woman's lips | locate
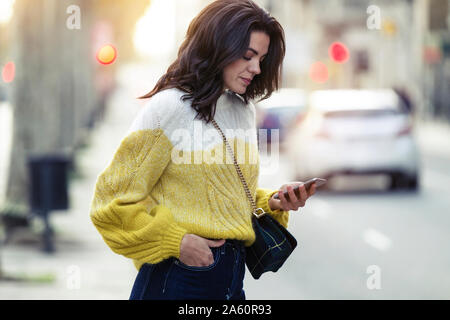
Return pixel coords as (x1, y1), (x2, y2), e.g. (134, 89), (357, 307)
(240, 77), (251, 85)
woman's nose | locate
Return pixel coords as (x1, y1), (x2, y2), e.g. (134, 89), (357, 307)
(248, 60), (261, 75)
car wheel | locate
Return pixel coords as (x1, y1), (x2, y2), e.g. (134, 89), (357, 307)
(390, 173), (419, 191)
(406, 174), (419, 191)
(388, 173), (399, 190)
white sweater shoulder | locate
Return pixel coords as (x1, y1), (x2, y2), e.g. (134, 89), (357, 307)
(126, 87), (188, 135)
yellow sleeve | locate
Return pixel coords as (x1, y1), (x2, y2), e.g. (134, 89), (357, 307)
(255, 188), (290, 228)
(89, 128), (187, 265)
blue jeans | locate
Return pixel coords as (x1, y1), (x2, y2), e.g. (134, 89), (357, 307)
(129, 239), (246, 300)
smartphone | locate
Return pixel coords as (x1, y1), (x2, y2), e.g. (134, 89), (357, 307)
(272, 178), (327, 201)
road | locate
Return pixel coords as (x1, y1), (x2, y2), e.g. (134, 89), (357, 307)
(245, 146), (450, 299)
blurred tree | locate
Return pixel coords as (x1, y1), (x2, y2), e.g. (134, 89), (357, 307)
(3, 0), (151, 210)
(5, 0), (96, 208)
(0, 0), (150, 278)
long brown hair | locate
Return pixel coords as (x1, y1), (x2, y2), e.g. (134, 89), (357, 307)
(138, 0), (286, 124)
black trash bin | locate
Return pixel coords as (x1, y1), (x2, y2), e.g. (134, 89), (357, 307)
(27, 154), (71, 252)
(28, 154), (70, 212)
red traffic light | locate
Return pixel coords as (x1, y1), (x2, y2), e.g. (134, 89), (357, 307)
(329, 42), (349, 63)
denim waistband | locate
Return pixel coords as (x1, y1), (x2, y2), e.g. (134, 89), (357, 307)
(206, 238), (244, 247)
(226, 239), (244, 246)
(225, 239), (246, 253)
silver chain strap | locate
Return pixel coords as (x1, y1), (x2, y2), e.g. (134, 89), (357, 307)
(210, 119), (266, 218)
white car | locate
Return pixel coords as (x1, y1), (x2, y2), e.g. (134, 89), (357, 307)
(286, 89), (420, 191)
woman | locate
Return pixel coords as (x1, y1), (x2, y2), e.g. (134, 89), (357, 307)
(90, 0), (316, 300)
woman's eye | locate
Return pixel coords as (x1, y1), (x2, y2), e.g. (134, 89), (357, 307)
(243, 56), (251, 61)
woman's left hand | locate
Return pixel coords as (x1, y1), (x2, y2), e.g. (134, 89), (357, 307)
(268, 182), (316, 212)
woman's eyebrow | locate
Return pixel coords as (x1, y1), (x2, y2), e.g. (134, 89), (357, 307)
(247, 47), (267, 57)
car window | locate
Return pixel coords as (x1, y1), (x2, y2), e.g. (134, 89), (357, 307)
(268, 106), (303, 115)
(323, 108), (403, 119)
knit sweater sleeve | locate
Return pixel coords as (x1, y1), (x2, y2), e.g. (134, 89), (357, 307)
(89, 94), (187, 265)
(255, 188), (290, 228)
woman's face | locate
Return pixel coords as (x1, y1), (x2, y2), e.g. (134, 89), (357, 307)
(223, 31), (270, 95)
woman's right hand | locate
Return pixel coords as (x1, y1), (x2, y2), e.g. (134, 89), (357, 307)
(179, 234), (225, 267)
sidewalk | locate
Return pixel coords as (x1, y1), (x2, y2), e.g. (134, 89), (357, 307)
(0, 73), (145, 299)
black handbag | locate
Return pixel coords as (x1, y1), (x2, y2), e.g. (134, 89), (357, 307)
(211, 119), (298, 280)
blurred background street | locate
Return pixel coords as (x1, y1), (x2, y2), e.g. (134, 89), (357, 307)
(1, 0), (450, 299)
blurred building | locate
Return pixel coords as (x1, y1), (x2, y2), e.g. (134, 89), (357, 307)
(421, 0), (450, 123)
(254, 0), (450, 125)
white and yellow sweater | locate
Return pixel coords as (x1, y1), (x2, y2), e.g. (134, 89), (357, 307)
(89, 87), (289, 271)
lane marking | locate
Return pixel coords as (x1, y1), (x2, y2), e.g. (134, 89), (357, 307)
(363, 228), (392, 251)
